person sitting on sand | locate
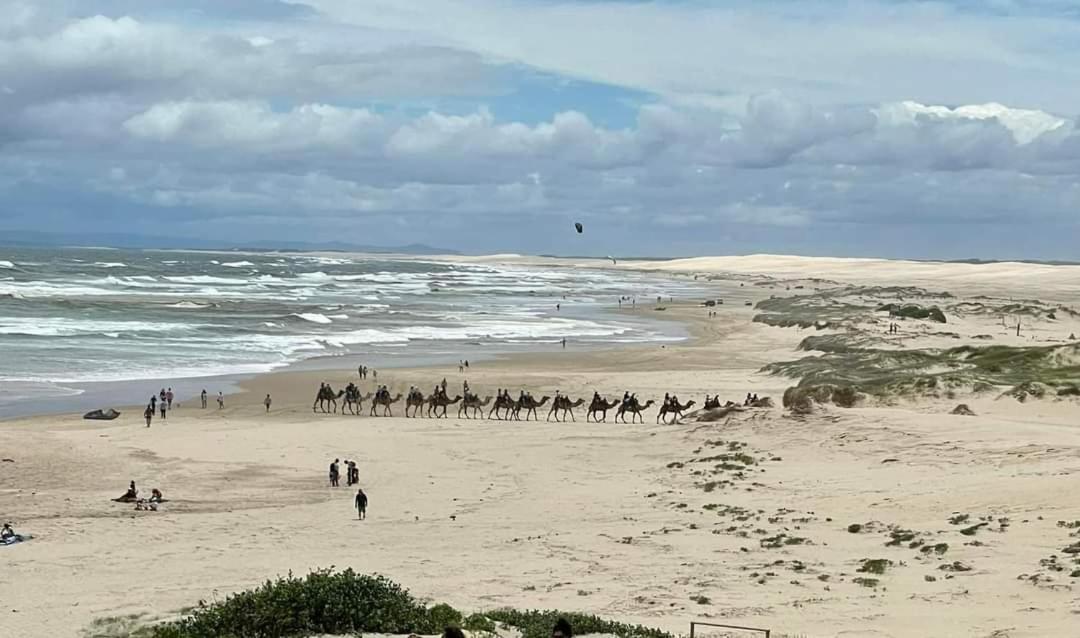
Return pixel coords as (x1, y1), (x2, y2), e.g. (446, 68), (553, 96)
(149, 488), (163, 503)
(113, 481), (138, 502)
(1, 523), (17, 541)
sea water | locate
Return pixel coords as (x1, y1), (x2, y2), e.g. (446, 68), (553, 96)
(0, 247), (715, 417)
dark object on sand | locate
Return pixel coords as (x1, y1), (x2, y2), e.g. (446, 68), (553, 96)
(951, 404), (976, 416)
(574, 222), (583, 234)
(84, 408), (121, 421)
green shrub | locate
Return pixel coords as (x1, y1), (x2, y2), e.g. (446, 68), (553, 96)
(144, 570), (673, 638)
(484, 610), (672, 638)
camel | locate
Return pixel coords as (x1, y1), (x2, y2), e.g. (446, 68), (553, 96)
(587, 396), (620, 422)
(341, 386), (371, 415)
(657, 398), (696, 424)
(458, 394), (493, 419)
(547, 396), (585, 422)
(427, 393), (462, 419)
(615, 397), (655, 423)
(405, 390), (427, 418)
(369, 392), (403, 417)
(312, 385), (346, 413)
(513, 395), (550, 421)
(488, 394), (516, 420)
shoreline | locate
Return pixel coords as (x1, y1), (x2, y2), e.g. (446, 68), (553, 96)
(0, 302), (702, 422)
(4, 255), (1080, 637)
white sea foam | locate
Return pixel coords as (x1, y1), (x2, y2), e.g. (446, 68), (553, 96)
(291, 312), (333, 324)
(0, 260), (15, 269)
(169, 301), (213, 309)
(163, 275), (248, 285)
(0, 317), (198, 337)
(222, 260), (254, 268)
(92, 262), (128, 268)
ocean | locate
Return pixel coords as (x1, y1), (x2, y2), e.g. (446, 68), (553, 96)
(0, 247), (714, 417)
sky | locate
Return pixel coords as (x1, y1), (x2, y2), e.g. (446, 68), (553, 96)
(2, 1), (1080, 258)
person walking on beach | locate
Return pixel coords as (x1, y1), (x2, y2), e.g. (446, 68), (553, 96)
(158, 388), (166, 409)
(159, 396), (167, 420)
(264, 394), (272, 413)
(561, 338), (567, 349)
(464, 360), (469, 369)
(144, 404), (153, 428)
(355, 488), (368, 520)
(200, 389), (207, 409)
(217, 391), (224, 409)
(166, 388), (174, 410)
(150, 393), (157, 413)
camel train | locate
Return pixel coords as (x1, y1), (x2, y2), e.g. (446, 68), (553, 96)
(312, 382), (769, 423)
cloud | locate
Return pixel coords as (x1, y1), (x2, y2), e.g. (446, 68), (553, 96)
(3, 1), (1080, 258)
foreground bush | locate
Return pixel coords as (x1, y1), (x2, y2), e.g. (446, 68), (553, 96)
(146, 569), (672, 638)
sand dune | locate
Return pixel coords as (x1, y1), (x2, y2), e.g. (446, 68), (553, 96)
(2, 256), (1080, 637)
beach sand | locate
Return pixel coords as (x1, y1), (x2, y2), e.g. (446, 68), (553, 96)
(2, 255), (1080, 637)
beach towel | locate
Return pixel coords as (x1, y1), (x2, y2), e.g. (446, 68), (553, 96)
(1, 534), (32, 546)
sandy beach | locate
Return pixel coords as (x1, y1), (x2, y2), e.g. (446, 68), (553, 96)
(3, 255), (1080, 637)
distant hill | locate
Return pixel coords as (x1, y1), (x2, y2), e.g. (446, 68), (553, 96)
(0, 230), (459, 255)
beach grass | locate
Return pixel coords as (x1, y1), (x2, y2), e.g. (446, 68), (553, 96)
(767, 339), (1080, 404)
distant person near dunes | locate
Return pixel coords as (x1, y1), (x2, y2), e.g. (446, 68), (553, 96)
(200, 389), (207, 409)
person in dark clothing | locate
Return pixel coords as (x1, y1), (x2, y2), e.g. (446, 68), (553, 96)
(552, 618), (573, 638)
(144, 404), (153, 427)
(355, 488), (368, 520)
(329, 459), (340, 487)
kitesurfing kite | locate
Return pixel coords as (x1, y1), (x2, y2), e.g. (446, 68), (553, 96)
(574, 222), (583, 234)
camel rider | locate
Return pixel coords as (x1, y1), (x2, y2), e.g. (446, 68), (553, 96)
(664, 392), (671, 408)
(622, 391), (630, 407)
(441, 378), (447, 392)
(519, 390), (526, 405)
(463, 379), (470, 396)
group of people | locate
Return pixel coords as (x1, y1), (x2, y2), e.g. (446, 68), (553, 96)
(457, 360), (470, 373)
(328, 459), (369, 520)
(357, 365), (376, 381)
(886, 322), (901, 334)
(114, 481), (165, 510)
(328, 458), (360, 488)
(144, 388), (227, 426)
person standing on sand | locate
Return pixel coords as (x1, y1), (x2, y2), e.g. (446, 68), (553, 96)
(144, 404), (153, 427)
(200, 389), (207, 409)
(264, 394), (272, 412)
(160, 396), (167, 420)
(150, 394), (157, 413)
(217, 392), (224, 409)
(329, 459), (340, 487)
(355, 488), (368, 520)
(561, 338), (566, 349)
(166, 388), (174, 410)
